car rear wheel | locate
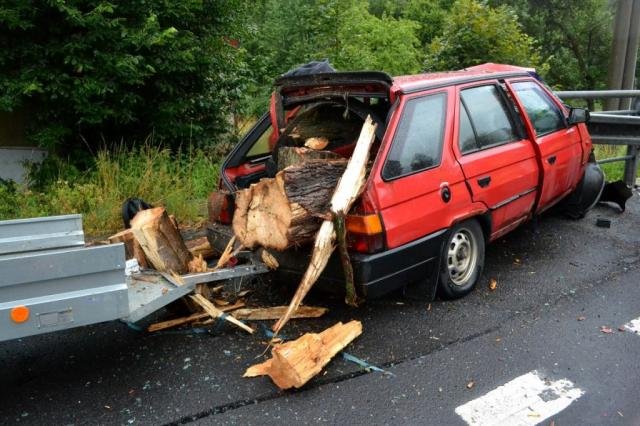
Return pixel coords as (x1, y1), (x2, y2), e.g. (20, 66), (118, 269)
(439, 219), (485, 299)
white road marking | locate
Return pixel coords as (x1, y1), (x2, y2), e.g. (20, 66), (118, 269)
(455, 370), (584, 426)
(623, 317), (640, 334)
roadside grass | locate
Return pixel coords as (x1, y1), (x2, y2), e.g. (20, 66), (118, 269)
(0, 145), (223, 238)
(594, 144), (634, 182)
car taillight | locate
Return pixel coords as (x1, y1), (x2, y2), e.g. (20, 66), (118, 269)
(345, 213), (385, 254)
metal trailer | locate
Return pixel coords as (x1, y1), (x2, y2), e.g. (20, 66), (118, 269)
(0, 214), (267, 342)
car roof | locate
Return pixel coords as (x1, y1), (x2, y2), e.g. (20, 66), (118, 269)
(392, 63), (535, 94)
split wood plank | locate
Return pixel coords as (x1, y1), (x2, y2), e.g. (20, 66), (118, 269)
(147, 300), (245, 332)
(190, 293), (254, 334)
(231, 306), (327, 321)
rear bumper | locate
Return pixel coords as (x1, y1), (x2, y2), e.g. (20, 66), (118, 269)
(206, 223), (446, 298)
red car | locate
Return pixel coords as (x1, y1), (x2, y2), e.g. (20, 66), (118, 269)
(208, 63), (604, 300)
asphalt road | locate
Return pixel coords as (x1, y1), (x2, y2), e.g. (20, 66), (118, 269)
(2, 194), (639, 426)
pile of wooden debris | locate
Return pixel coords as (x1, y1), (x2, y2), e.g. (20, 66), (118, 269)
(108, 116), (377, 390)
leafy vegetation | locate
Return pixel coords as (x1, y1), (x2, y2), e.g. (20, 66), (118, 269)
(0, 0), (626, 231)
(424, 0), (544, 71)
(1, 146), (220, 236)
(0, 0), (247, 151)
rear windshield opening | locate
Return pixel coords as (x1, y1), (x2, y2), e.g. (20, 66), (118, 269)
(271, 98), (389, 170)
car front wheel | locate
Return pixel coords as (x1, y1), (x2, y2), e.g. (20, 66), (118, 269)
(438, 219), (485, 299)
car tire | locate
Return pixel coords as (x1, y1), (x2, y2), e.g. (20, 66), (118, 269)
(438, 219), (485, 299)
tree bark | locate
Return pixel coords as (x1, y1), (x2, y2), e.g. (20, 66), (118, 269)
(233, 159), (348, 250)
(130, 207), (193, 274)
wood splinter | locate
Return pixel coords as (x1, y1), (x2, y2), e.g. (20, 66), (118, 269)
(244, 320), (362, 389)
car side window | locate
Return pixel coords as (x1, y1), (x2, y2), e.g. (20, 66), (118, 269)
(246, 124), (274, 157)
(458, 102), (478, 154)
(460, 85), (518, 150)
(512, 81), (565, 136)
(382, 93), (446, 180)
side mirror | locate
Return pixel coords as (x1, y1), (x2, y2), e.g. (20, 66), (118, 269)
(568, 107), (590, 125)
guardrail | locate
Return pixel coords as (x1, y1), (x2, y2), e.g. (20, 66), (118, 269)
(556, 90), (640, 187)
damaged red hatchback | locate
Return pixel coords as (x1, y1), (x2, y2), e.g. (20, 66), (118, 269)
(208, 63), (604, 300)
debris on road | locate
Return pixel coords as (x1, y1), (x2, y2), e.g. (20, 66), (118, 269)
(147, 301), (246, 332)
(189, 293), (254, 334)
(577, 316), (586, 321)
(596, 218), (612, 228)
(599, 180), (633, 212)
(489, 278), (497, 291)
(244, 320), (362, 389)
(600, 326), (614, 334)
(466, 380), (475, 389)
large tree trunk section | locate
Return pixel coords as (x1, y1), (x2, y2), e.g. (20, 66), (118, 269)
(244, 320), (362, 390)
(273, 116), (377, 334)
(233, 159), (348, 250)
(108, 228), (149, 268)
(130, 207), (193, 274)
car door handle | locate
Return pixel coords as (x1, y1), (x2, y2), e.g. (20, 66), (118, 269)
(477, 176), (491, 188)
(548, 155), (557, 165)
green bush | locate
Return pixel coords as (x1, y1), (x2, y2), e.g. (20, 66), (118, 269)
(0, 1), (247, 151)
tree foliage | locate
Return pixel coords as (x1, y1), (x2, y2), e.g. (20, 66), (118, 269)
(0, 1), (247, 151)
(333, 2), (422, 75)
(0, 0), (618, 156)
(242, 0), (423, 115)
(489, 0), (613, 91)
(424, 0), (544, 72)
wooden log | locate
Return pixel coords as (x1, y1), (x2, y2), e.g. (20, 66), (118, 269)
(244, 320), (362, 389)
(231, 306), (327, 321)
(130, 207), (193, 274)
(304, 137), (329, 150)
(233, 159), (348, 250)
(185, 236), (216, 259)
(277, 146), (341, 171)
(273, 116), (377, 334)
(108, 228), (149, 268)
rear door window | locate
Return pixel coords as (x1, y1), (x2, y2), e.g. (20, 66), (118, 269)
(382, 93), (447, 180)
(459, 85), (518, 151)
(511, 81), (566, 136)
